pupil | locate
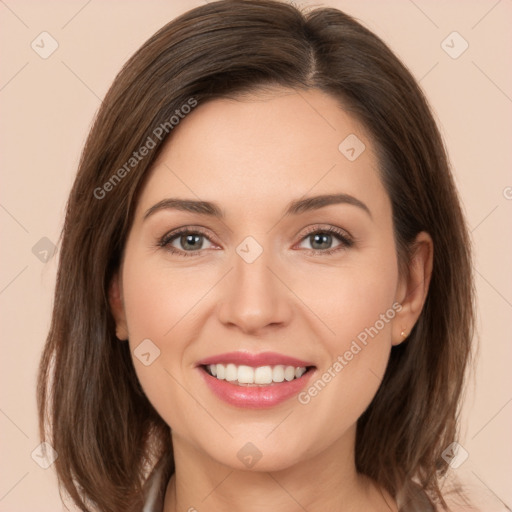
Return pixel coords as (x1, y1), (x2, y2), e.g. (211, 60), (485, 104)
(182, 234), (202, 250)
(312, 233), (331, 250)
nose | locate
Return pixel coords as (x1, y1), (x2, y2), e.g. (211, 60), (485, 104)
(216, 245), (293, 335)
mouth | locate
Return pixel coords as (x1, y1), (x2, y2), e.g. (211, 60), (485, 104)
(196, 351), (317, 408)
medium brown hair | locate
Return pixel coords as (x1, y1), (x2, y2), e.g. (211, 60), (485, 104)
(37, 1), (475, 510)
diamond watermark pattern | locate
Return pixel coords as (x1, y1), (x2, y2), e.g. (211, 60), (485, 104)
(338, 134), (366, 161)
(237, 442), (263, 468)
(31, 237), (56, 263)
(441, 442), (469, 469)
(441, 31), (468, 59)
(236, 236), (263, 264)
(31, 31), (59, 59)
(133, 338), (161, 366)
(31, 442), (58, 469)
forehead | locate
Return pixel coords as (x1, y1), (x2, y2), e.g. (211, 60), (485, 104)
(135, 88), (390, 221)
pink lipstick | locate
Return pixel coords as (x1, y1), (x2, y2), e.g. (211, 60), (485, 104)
(196, 351), (316, 409)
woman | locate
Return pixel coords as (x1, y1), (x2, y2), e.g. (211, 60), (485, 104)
(37, 1), (476, 510)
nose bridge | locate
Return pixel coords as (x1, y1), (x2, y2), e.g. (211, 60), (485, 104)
(216, 235), (291, 332)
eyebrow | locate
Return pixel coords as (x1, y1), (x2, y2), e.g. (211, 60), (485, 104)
(143, 193), (372, 221)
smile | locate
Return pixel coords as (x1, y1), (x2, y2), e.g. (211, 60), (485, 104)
(204, 363), (309, 385)
(196, 351), (316, 408)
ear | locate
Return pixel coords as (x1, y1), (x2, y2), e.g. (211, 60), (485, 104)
(392, 231), (433, 346)
(109, 272), (129, 341)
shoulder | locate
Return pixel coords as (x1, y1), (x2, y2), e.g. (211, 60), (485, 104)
(440, 467), (509, 512)
(396, 482), (435, 512)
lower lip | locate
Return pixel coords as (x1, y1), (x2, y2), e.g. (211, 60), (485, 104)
(198, 366), (315, 409)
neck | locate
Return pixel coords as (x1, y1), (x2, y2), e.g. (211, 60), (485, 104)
(163, 426), (397, 512)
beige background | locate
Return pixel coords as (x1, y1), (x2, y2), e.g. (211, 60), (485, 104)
(1, 1), (511, 510)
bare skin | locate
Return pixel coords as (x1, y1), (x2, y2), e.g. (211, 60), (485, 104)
(110, 88), (433, 511)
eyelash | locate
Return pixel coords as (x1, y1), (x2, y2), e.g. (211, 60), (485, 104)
(157, 225), (354, 258)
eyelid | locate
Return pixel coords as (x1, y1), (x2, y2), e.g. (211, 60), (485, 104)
(298, 224), (352, 241)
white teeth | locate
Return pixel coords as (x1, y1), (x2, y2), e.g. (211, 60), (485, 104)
(205, 363), (309, 385)
(237, 365), (254, 384)
(284, 366), (295, 381)
(215, 364), (225, 379)
(254, 366), (273, 384)
(272, 365), (285, 383)
(225, 363), (237, 381)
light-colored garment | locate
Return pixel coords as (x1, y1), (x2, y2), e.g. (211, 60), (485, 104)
(142, 460), (165, 512)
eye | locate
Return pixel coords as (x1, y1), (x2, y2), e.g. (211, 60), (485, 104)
(158, 225), (354, 258)
(158, 228), (216, 257)
(296, 226), (354, 255)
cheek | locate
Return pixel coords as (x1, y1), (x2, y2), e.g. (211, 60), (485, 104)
(120, 253), (207, 424)
(293, 246), (399, 426)
(302, 244), (399, 351)
(122, 250), (213, 344)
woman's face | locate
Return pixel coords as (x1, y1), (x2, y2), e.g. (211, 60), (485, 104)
(112, 88), (414, 471)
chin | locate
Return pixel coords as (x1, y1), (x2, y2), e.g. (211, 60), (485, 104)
(204, 438), (311, 473)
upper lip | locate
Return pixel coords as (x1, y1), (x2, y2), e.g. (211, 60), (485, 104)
(196, 351), (315, 368)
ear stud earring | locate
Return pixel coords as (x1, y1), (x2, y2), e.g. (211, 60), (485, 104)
(400, 329), (407, 338)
